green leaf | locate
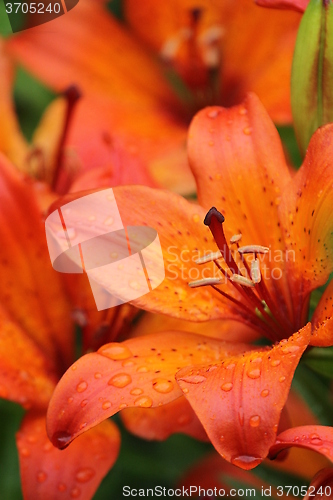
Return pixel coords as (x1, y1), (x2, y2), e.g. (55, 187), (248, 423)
(303, 346), (333, 379)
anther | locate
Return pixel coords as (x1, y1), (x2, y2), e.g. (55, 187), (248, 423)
(250, 259), (261, 284)
(230, 234), (242, 244)
(229, 275), (255, 287)
(238, 245), (269, 255)
(195, 251), (222, 264)
(204, 207), (225, 226)
(188, 277), (225, 288)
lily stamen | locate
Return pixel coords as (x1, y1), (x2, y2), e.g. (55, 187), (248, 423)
(229, 274), (255, 287)
(188, 277), (225, 288)
(194, 251), (222, 264)
(250, 259), (261, 284)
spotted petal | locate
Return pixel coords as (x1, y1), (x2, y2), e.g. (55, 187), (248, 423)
(46, 332), (252, 448)
(176, 324), (311, 470)
(269, 425), (333, 463)
(311, 279), (333, 347)
(17, 412), (120, 500)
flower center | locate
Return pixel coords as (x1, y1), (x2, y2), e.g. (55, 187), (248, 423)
(188, 207), (293, 342)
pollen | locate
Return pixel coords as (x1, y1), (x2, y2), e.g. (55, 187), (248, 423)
(238, 245), (269, 255)
(188, 277), (225, 288)
(229, 274), (255, 287)
(230, 233), (242, 244)
(195, 251), (222, 264)
(250, 259), (261, 284)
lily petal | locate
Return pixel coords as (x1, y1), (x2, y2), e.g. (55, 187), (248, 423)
(269, 425), (333, 463)
(0, 305), (57, 409)
(46, 332), (252, 448)
(176, 324), (311, 470)
(0, 154), (73, 370)
(255, 0), (308, 12)
(304, 468), (333, 500)
(311, 279), (333, 347)
(188, 94), (293, 320)
(121, 396), (208, 442)
(17, 411), (120, 500)
(279, 124), (333, 314)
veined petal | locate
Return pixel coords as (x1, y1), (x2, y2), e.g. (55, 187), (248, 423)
(269, 425), (333, 463)
(311, 279), (333, 347)
(17, 412), (120, 500)
(255, 0), (308, 12)
(176, 324), (311, 470)
(121, 396), (208, 442)
(279, 124), (333, 313)
(188, 94), (294, 321)
(0, 154), (74, 369)
(46, 332), (252, 448)
(0, 305), (57, 409)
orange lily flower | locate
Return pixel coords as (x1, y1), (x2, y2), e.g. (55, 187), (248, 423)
(0, 154), (121, 498)
(6, 0), (300, 194)
(45, 93), (333, 470)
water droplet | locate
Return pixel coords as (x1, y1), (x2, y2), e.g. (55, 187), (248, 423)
(137, 366), (148, 373)
(75, 467), (95, 483)
(76, 381), (88, 393)
(134, 396), (153, 408)
(182, 387), (189, 394)
(261, 389), (269, 398)
(70, 487), (81, 498)
(192, 214), (200, 223)
(179, 374), (206, 384)
(122, 360), (135, 367)
(102, 401), (111, 410)
(67, 228), (76, 240)
(243, 127), (252, 136)
(43, 441), (52, 452)
(252, 357), (262, 364)
(130, 388), (143, 396)
(239, 107), (247, 115)
(281, 345), (300, 354)
(238, 407), (244, 426)
(68, 397), (74, 404)
(111, 252), (118, 259)
(94, 372), (102, 379)
(119, 403), (127, 410)
(231, 456), (262, 469)
(221, 382), (233, 392)
(152, 378), (174, 393)
(108, 373), (132, 388)
(79, 422), (87, 430)
(270, 359), (281, 367)
(226, 363), (235, 370)
(129, 280), (141, 291)
(310, 434), (323, 446)
(36, 471), (47, 483)
(279, 376), (286, 383)
(104, 217), (114, 226)
(80, 399), (88, 408)
(177, 414), (191, 426)
(57, 483), (67, 492)
(21, 447), (30, 458)
(247, 368), (261, 379)
(249, 415), (261, 427)
(27, 435), (37, 444)
(51, 431), (72, 449)
(207, 109), (219, 118)
(99, 344), (132, 360)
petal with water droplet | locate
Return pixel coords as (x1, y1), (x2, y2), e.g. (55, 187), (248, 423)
(176, 324), (311, 470)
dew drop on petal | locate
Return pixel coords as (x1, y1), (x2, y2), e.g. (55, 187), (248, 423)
(70, 487), (81, 498)
(207, 109), (219, 118)
(137, 366), (148, 373)
(192, 214), (200, 223)
(249, 415), (261, 427)
(261, 389), (269, 398)
(130, 388), (143, 396)
(108, 373), (132, 388)
(102, 401), (111, 410)
(231, 456), (262, 469)
(221, 382), (233, 392)
(21, 447), (30, 458)
(80, 399), (88, 408)
(36, 471), (47, 483)
(279, 376), (286, 383)
(310, 434), (323, 446)
(79, 422), (87, 430)
(179, 374), (206, 384)
(51, 431), (72, 449)
(94, 373), (102, 379)
(43, 441), (52, 452)
(76, 381), (88, 393)
(238, 407), (244, 427)
(57, 483), (67, 492)
(104, 217), (114, 226)
(134, 396), (153, 408)
(75, 467), (96, 483)
(247, 368), (261, 379)
(152, 378), (174, 393)
(270, 359), (281, 367)
(281, 345), (300, 354)
(243, 127), (252, 136)
(177, 414), (191, 426)
(129, 280), (141, 291)
(226, 363), (235, 370)
(68, 397), (74, 404)
(99, 344), (132, 360)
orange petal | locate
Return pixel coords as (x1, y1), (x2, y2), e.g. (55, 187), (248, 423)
(46, 332), (252, 448)
(269, 425), (333, 463)
(176, 324), (312, 470)
(17, 411), (120, 500)
(311, 279), (333, 347)
(0, 154), (73, 369)
(304, 468), (333, 500)
(255, 0), (308, 12)
(188, 94), (294, 322)
(121, 396), (208, 442)
(0, 305), (57, 409)
(279, 124), (333, 310)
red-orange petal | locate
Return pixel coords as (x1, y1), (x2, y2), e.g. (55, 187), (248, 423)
(311, 279), (333, 347)
(176, 324), (312, 470)
(304, 468), (333, 500)
(279, 124), (333, 312)
(188, 94), (294, 323)
(0, 154), (74, 369)
(17, 411), (120, 500)
(255, 0), (308, 12)
(269, 425), (333, 463)
(46, 332), (252, 448)
(121, 396), (208, 442)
